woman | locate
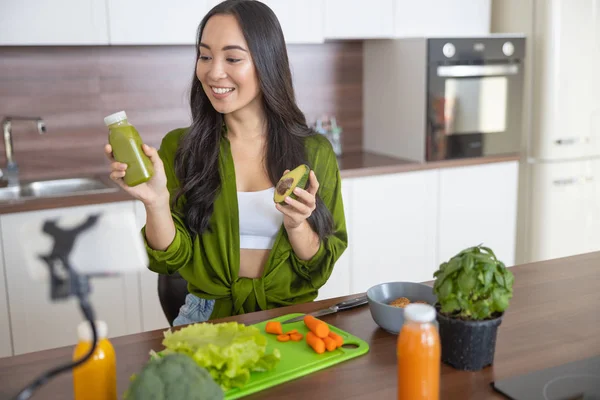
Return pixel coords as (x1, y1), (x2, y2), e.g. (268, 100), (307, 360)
(105, 0), (347, 325)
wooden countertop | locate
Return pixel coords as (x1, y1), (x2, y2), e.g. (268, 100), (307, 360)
(0, 151), (520, 215)
(338, 151), (520, 178)
(1, 251), (598, 400)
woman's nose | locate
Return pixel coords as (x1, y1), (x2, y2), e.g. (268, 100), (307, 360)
(207, 60), (227, 81)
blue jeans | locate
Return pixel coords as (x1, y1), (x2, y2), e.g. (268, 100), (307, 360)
(173, 294), (215, 326)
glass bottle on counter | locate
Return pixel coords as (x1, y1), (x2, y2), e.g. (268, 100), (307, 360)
(72, 320), (117, 400)
(397, 303), (441, 400)
(104, 111), (154, 186)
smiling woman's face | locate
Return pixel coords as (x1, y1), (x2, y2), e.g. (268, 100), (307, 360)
(196, 14), (261, 115)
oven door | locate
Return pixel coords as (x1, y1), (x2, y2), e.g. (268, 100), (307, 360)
(427, 63), (524, 161)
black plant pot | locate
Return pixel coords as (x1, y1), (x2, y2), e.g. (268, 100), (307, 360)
(436, 307), (503, 371)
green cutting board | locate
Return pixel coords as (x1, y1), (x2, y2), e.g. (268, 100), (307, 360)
(224, 313), (370, 399)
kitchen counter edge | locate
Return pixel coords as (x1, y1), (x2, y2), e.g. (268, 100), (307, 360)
(0, 152), (521, 215)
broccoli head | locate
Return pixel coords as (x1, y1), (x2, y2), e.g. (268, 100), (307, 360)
(124, 353), (224, 400)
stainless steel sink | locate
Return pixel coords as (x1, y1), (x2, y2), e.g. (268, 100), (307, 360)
(0, 177), (119, 203)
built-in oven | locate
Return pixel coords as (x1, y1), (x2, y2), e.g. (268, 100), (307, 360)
(426, 37), (526, 161)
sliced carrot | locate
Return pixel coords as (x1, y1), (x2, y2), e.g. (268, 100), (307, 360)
(284, 329), (298, 335)
(306, 331), (326, 354)
(289, 332), (304, 341)
(304, 315), (329, 338)
(265, 321), (283, 335)
(328, 331), (344, 348)
(277, 334), (290, 342)
(322, 336), (337, 352)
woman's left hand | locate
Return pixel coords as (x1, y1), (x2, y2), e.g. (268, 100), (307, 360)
(276, 170), (319, 230)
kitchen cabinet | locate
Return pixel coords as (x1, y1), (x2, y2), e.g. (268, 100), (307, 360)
(0, 0), (109, 45)
(0, 239), (12, 358)
(394, 0), (491, 38)
(1, 0), (493, 46)
(1, 202), (142, 355)
(529, 159), (600, 262)
(134, 201), (170, 332)
(261, 0), (324, 44)
(437, 161), (518, 268)
(324, 0), (394, 39)
(109, 0), (323, 45)
(316, 178), (353, 300)
(350, 170), (439, 294)
(107, 0), (208, 45)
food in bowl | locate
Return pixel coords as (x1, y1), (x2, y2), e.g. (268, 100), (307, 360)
(389, 297), (429, 308)
(367, 281), (438, 334)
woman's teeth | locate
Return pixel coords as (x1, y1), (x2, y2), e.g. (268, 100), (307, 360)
(212, 87), (234, 94)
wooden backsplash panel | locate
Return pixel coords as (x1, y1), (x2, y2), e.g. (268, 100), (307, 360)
(0, 42), (362, 180)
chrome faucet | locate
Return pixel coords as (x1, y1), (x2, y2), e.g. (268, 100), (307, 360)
(1, 116), (46, 186)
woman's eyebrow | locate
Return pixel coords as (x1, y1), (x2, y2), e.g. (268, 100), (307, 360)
(199, 43), (248, 52)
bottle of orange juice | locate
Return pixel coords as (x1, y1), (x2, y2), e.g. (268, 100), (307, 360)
(397, 303), (441, 400)
(72, 320), (117, 400)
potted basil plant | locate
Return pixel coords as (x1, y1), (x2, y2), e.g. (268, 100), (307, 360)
(433, 244), (514, 371)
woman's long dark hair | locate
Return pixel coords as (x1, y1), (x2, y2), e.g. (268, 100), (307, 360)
(174, 0), (334, 242)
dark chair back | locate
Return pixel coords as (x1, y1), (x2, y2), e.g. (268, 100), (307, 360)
(158, 272), (189, 326)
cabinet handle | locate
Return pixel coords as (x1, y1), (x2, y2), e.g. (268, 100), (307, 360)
(554, 138), (579, 146)
(553, 178), (576, 186)
(554, 137), (591, 145)
(552, 176), (594, 186)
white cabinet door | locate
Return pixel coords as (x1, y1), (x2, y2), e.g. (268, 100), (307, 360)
(316, 178), (352, 300)
(108, 0), (208, 45)
(394, 0), (491, 37)
(2, 202), (142, 355)
(351, 170), (439, 293)
(324, 0), (394, 39)
(0, 0), (109, 45)
(530, 0), (600, 160)
(134, 201), (170, 331)
(0, 239), (12, 358)
(261, 0), (324, 44)
(437, 161), (518, 268)
(529, 160), (600, 262)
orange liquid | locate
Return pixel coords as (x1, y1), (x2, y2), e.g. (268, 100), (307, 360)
(73, 338), (117, 400)
(397, 321), (441, 400)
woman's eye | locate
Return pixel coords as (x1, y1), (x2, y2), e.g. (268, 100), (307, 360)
(199, 55), (211, 61)
(227, 58), (242, 63)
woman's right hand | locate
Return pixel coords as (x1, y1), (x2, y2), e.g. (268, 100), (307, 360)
(104, 143), (170, 208)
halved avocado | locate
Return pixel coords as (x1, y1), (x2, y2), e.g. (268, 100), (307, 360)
(273, 164), (310, 204)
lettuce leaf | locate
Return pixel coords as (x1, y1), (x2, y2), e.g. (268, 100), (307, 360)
(156, 322), (280, 391)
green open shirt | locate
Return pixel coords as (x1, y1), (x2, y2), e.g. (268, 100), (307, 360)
(142, 128), (348, 319)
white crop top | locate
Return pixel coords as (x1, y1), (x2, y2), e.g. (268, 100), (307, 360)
(237, 187), (284, 249)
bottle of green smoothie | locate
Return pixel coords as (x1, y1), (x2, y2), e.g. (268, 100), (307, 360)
(104, 111), (154, 186)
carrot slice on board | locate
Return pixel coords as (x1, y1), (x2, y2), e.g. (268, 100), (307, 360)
(277, 334), (290, 342)
(290, 332), (304, 341)
(265, 321), (283, 335)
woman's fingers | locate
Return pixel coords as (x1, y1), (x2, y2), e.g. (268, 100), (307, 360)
(142, 144), (163, 169)
(104, 144), (115, 162)
(283, 195), (312, 215)
(291, 187), (316, 209)
(306, 170), (319, 196)
(111, 161), (127, 171)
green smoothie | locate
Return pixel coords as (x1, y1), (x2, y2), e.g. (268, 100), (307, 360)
(104, 111), (154, 186)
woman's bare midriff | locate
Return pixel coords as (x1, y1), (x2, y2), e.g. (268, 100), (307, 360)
(239, 248), (271, 278)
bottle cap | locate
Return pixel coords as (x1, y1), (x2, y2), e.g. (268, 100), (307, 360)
(404, 303), (436, 323)
(77, 320), (108, 342)
(103, 111), (127, 126)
